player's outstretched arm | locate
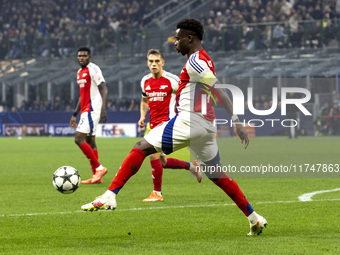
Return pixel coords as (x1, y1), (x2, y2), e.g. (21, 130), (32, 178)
(215, 87), (249, 149)
(99, 82), (108, 123)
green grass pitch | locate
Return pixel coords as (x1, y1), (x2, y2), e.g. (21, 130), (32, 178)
(1, 136), (340, 254)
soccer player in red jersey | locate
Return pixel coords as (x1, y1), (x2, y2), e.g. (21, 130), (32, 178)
(81, 19), (267, 235)
(70, 47), (108, 184)
(139, 49), (202, 202)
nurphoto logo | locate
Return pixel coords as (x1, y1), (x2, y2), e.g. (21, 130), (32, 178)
(200, 84), (311, 128)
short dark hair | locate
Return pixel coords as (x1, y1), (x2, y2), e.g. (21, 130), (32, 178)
(176, 18), (204, 40)
(77, 47), (91, 55)
(147, 49), (165, 60)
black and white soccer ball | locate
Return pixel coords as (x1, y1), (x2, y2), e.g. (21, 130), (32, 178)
(52, 166), (81, 194)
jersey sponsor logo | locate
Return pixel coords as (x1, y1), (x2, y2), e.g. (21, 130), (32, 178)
(77, 79), (87, 87)
(145, 85), (151, 90)
(146, 91), (167, 102)
(160, 85), (168, 89)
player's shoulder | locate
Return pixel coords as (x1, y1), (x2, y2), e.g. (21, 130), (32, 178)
(87, 62), (102, 73)
(141, 73), (153, 83)
(163, 71), (179, 82)
(187, 51), (205, 74)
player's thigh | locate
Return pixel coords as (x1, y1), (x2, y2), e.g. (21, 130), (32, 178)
(77, 112), (100, 135)
(189, 127), (218, 163)
(144, 115), (190, 155)
(191, 114), (219, 162)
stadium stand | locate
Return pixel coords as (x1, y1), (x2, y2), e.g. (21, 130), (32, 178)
(0, 0), (340, 136)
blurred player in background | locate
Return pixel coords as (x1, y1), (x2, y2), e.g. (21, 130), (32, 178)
(139, 49), (202, 202)
(81, 19), (267, 236)
(70, 47), (108, 184)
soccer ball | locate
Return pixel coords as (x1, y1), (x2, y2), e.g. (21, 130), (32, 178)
(52, 166), (81, 194)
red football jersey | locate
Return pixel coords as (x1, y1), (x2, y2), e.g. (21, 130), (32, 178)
(77, 62), (105, 114)
(141, 71), (179, 129)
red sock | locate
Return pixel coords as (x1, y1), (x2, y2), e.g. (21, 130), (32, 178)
(151, 159), (163, 192)
(93, 149), (98, 160)
(214, 173), (254, 216)
(79, 143), (100, 174)
(164, 158), (190, 170)
(108, 148), (146, 194)
(91, 149), (99, 174)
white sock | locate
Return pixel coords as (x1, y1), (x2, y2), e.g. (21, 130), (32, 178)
(153, 190), (162, 196)
(96, 165), (104, 171)
(103, 190), (116, 200)
(247, 211), (259, 224)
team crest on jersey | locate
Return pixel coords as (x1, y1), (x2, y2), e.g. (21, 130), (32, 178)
(82, 73), (87, 77)
(160, 85), (168, 89)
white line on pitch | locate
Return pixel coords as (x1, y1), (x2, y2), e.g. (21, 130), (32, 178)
(298, 188), (340, 201)
(1, 198), (340, 218)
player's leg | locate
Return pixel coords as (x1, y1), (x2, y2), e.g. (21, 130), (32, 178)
(190, 132), (267, 235)
(85, 135), (98, 174)
(74, 131), (99, 182)
(85, 135), (107, 183)
(142, 152), (164, 202)
(81, 137), (156, 210)
(204, 156), (267, 235)
(76, 112), (106, 184)
(81, 116), (188, 211)
(161, 154), (202, 183)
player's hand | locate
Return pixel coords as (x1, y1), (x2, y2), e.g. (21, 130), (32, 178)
(70, 116), (77, 128)
(100, 110), (107, 123)
(235, 124), (249, 149)
(138, 117), (145, 128)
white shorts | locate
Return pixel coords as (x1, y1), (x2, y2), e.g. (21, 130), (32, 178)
(77, 112), (100, 136)
(144, 112), (219, 164)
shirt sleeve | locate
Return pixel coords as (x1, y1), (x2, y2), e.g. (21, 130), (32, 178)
(170, 74), (179, 93)
(91, 65), (105, 86)
(140, 77), (147, 98)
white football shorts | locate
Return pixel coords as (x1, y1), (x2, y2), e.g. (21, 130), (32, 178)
(77, 112), (100, 136)
(144, 112), (219, 163)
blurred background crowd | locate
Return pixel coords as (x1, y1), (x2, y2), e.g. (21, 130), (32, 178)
(0, 0), (340, 137)
(1, 0), (339, 60)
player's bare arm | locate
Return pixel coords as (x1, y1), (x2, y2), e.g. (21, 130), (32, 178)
(70, 98), (81, 128)
(138, 97), (149, 128)
(215, 87), (249, 149)
(98, 82), (108, 123)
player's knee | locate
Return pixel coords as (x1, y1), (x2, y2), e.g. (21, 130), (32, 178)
(160, 157), (167, 167)
(204, 167), (224, 182)
(134, 140), (143, 150)
(74, 137), (82, 146)
(134, 138), (157, 156)
(74, 135), (84, 146)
